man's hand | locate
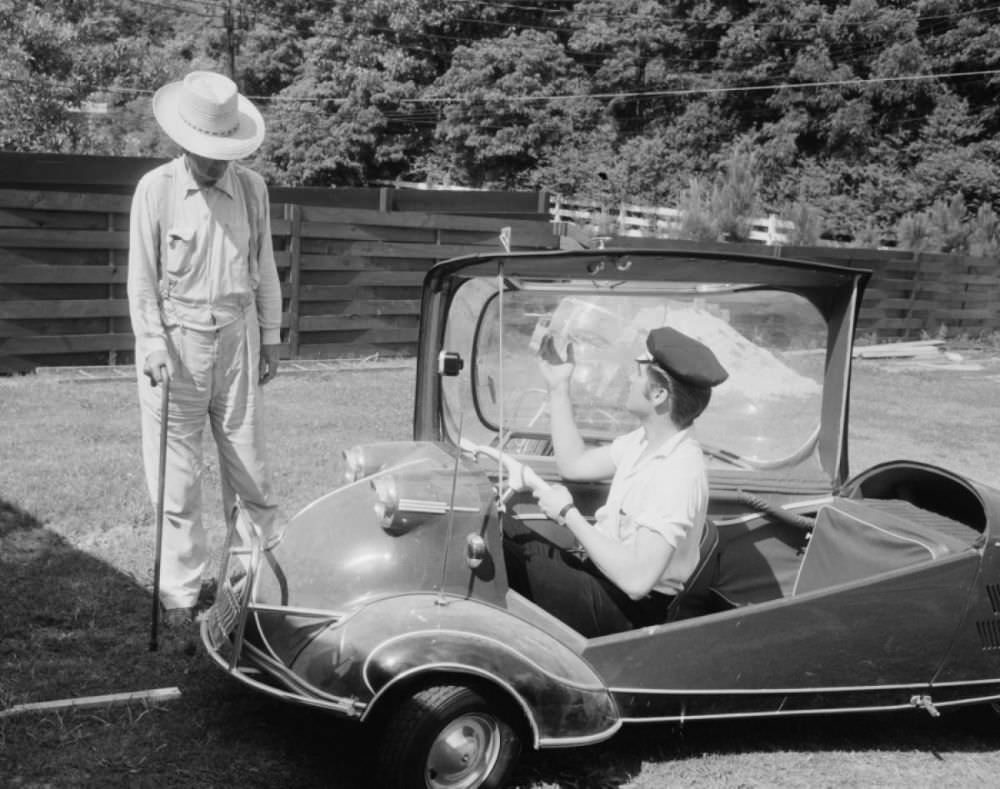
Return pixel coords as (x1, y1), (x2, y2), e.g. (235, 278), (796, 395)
(534, 484), (575, 525)
(259, 343), (280, 385)
(143, 350), (173, 387)
(538, 334), (574, 391)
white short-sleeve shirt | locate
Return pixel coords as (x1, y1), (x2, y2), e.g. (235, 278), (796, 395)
(593, 427), (708, 595)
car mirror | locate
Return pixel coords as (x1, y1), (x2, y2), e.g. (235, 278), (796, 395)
(438, 350), (464, 377)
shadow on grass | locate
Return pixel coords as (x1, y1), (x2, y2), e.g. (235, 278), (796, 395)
(0, 496), (373, 788)
(3, 494), (998, 788)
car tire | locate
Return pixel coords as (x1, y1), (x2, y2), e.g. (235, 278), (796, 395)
(375, 683), (523, 789)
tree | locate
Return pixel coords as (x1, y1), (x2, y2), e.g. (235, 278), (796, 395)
(420, 29), (599, 188)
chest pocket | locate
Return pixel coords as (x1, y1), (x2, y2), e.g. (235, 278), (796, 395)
(165, 226), (197, 277)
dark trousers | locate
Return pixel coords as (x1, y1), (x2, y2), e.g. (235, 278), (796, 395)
(502, 522), (673, 638)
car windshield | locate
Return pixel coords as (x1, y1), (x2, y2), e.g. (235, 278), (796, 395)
(442, 277), (828, 470)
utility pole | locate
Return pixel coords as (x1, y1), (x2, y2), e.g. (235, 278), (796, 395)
(223, 1), (237, 83)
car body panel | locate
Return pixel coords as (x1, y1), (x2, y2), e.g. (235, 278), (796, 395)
(201, 246), (1000, 754)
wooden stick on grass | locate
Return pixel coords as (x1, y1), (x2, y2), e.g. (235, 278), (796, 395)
(0, 687), (181, 718)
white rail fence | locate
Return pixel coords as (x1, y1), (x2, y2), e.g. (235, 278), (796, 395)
(550, 197), (795, 246)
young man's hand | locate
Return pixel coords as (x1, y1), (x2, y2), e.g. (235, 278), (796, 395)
(538, 334), (574, 391)
(535, 484), (575, 524)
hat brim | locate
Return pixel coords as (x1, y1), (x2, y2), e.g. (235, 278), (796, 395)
(152, 80), (265, 161)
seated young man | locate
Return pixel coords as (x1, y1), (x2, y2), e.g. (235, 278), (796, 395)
(503, 327), (728, 637)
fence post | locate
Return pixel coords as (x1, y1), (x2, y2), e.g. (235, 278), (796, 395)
(285, 203), (302, 359)
(106, 211), (117, 365)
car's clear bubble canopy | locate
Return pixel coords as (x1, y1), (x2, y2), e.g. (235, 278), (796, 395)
(435, 250), (862, 475)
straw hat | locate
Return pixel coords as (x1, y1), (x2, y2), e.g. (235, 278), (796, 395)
(152, 71), (265, 161)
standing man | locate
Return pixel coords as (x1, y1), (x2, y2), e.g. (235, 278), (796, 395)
(504, 328), (728, 637)
(127, 71), (282, 626)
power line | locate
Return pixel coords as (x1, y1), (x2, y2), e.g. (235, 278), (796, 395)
(401, 68), (1000, 104)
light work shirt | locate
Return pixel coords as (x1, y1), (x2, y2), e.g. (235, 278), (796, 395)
(594, 427), (708, 595)
(127, 156), (282, 363)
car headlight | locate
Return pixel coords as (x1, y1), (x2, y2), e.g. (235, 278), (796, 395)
(343, 446), (366, 484)
(372, 475), (399, 531)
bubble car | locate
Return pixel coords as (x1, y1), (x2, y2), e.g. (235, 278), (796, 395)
(202, 246), (999, 789)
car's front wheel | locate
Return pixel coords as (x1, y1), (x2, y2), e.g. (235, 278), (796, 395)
(375, 683), (523, 789)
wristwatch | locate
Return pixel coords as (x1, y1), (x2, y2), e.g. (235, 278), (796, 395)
(557, 502), (577, 525)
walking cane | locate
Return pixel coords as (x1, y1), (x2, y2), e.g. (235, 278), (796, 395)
(149, 372), (170, 652)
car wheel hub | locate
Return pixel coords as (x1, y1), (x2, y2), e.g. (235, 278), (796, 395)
(425, 713), (501, 789)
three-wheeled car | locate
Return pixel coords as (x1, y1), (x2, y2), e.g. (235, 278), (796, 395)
(201, 246), (1000, 789)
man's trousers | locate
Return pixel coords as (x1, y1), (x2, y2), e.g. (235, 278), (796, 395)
(137, 304), (278, 610)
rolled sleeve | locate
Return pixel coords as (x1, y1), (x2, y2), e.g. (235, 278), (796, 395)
(632, 465), (703, 548)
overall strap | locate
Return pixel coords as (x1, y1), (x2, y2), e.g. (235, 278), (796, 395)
(155, 163), (176, 301)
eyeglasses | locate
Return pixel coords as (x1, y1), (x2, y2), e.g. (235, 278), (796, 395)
(635, 358), (654, 376)
(635, 358), (672, 394)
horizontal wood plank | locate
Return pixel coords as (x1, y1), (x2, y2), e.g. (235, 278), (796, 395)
(0, 188), (132, 214)
(0, 333), (135, 354)
(300, 299), (421, 317)
(295, 342), (416, 359)
(299, 254), (433, 273)
(0, 265), (126, 284)
(0, 228), (128, 249)
(299, 285), (422, 301)
(0, 299), (131, 319)
(299, 314), (419, 331)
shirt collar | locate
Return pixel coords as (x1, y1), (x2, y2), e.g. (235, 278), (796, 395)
(643, 426), (692, 461)
(176, 156), (236, 199)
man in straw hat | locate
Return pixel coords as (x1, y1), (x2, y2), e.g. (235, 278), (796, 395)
(127, 71), (282, 628)
(503, 327), (728, 637)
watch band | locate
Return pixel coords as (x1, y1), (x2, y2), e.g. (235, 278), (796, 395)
(557, 502), (576, 523)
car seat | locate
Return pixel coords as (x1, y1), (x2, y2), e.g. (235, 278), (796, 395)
(665, 517), (722, 621)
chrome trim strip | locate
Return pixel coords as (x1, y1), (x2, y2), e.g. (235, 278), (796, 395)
(536, 721), (623, 748)
(609, 681), (930, 695)
(362, 626), (606, 696)
(619, 700), (921, 724)
(934, 693), (1000, 706)
(398, 498), (480, 514)
(932, 676), (1000, 688)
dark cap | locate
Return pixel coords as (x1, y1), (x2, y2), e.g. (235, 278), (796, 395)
(645, 327), (728, 388)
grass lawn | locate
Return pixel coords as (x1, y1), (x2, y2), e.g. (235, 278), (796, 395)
(2, 353), (999, 788)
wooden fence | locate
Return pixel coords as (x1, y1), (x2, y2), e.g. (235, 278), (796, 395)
(551, 196), (796, 245)
(0, 153), (557, 373)
(2, 153), (997, 373)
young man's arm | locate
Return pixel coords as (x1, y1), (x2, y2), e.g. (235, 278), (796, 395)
(539, 335), (615, 480)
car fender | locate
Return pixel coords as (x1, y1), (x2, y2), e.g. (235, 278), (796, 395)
(351, 595), (619, 746)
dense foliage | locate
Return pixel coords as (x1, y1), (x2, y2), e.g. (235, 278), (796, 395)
(4, 0), (1000, 247)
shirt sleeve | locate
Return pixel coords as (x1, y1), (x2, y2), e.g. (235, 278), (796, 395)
(609, 429), (640, 467)
(250, 172), (282, 346)
(631, 460), (704, 549)
(126, 171), (166, 363)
